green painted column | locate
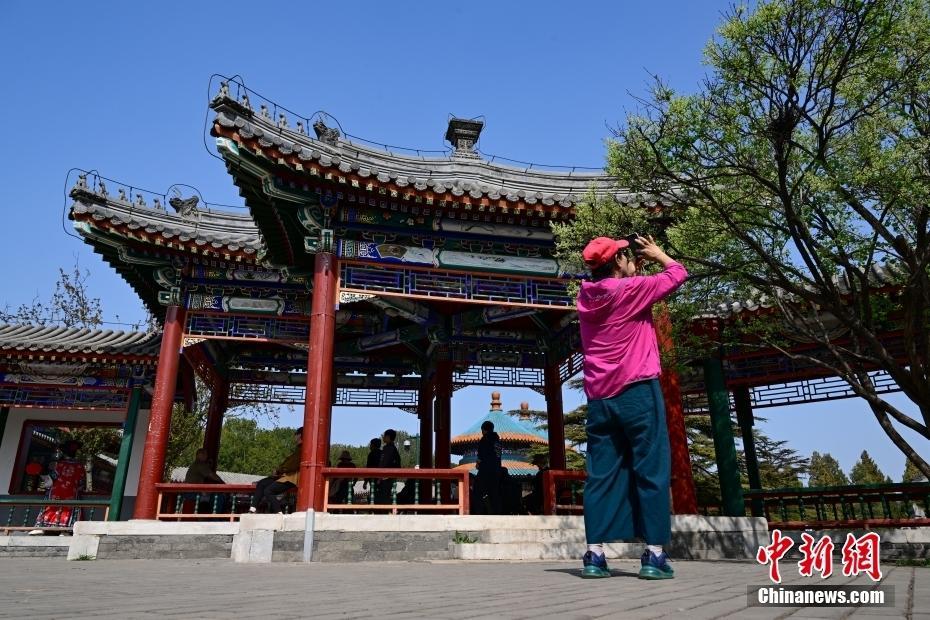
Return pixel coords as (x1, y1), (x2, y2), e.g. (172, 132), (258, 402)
(0, 407), (9, 452)
(702, 357), (745, 516)
(733, 386), (763, 517)
(108, 386), (143, 521)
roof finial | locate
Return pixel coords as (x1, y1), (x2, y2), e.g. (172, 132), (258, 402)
(445, 117), (484, 159)
(490, 391), (502, 411)
(519, 402), (531, 421)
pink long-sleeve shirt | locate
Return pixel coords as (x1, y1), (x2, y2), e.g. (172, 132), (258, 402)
(577, 261), (688, 401)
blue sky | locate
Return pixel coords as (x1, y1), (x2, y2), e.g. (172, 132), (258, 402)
(1, 0), (925, 481)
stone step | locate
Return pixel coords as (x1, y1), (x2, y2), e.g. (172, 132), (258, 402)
(453, 541), (644, 561)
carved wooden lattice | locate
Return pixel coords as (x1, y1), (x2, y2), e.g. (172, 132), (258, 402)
(682, 370), (900, 412)
(339, 263), (573, 308)
(559, 352), (583, 383)
(185, 312), (310, 343)
(0, 385), (130, 411)
(452, 366), (545, 388)
(227, 383), (419, 408)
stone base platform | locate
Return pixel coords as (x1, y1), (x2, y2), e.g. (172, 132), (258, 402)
(57, 514), (768, 563)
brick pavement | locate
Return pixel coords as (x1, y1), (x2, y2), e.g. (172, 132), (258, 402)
(0, 558), (925, 619)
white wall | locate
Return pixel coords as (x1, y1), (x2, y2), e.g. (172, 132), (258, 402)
(0, 407), (151, 498)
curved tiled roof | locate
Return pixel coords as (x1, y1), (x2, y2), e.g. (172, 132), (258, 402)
(70, 180), (263, 259)
(0, 323), (161, 359)
(210, 88), (660, 213)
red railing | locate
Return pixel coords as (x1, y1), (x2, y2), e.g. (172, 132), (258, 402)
(542, 469), (586, 515)
(323, 468), (470, 515)
(0, 497), (111, 533)
(155, 483), (258, 521)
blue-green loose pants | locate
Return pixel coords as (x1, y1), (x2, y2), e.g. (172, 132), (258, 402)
(583, 378), (671, 545)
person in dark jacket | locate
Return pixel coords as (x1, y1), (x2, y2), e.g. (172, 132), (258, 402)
(363, 437), (382, 501)
(365, 438), (382, 468)
(375, 429), (401, 505)
(476, 421), (503, 514)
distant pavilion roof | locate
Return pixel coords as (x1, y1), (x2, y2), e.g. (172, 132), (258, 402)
(451, 393), (548, 453)
(451, 410), (549, 449)
(0, 323), (161, 362)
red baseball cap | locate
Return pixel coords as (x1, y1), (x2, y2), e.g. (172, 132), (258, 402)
(582, 237), (630, 269)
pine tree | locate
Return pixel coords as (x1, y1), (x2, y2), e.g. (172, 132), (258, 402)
(903, 459), (928, 483)
(850, 451), (891, 485)
(808, 451), (849, 488)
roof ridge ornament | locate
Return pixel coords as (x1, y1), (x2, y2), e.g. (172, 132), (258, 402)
(168, 189), (199, 218)
(445, 117), (484, 160)
(313, 119), (341, 145)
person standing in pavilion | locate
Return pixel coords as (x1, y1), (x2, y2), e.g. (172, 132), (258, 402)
(29, 440), (85, 535)
(362, 437), (382, 502)
(375, 429), (401, 505)
(577, 235), (687, 580)
(476, 420), (503, 514)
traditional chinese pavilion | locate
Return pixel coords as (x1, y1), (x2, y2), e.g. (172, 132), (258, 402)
(452, 393), (549, 478)
(61, 77), (666, 520)
(2, 75), (922, 527)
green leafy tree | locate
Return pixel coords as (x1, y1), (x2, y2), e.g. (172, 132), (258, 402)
(164, 402), (207, 478)
(554, 0), (930, 478)
(216, 418), (299, 476)
(903, 458), (928, 482)
(808, 451), (850, 487)
(850, 450), (892, 485)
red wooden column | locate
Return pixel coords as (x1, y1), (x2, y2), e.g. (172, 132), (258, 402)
(544, 364), (567, 470)
(203, 376), (228, 466)
(655, 305), (698, 514)
(417, 373), (434, 501)
(417, 374), (434, 469)
(433, 359), (453, 502)
(297, 252), (338, 512)
(133, 304), (186, 519)
(433, 360), (452, 470)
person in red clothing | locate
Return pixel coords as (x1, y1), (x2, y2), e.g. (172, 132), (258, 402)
(30, 440), (85, 534)
(577, 235), (687, 580)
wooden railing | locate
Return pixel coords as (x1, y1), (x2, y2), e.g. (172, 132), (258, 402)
(0, 497), (110, 533)
(323, 468), (470, 515)
(541, 469), (586, 515)
(155, 483), (259, 521)
(743, 482), (930, 530)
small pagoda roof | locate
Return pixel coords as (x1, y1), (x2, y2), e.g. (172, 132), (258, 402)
(451, 394), (548, 451)
(0, 323), (161, 361)
(453, 459), (539, 477)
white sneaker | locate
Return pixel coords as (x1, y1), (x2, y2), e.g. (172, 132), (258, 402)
(248, 506), (257, 513)
(27, 529), (44, 536)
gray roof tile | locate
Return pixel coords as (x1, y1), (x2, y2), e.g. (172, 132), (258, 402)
(0, 323), (161, 358)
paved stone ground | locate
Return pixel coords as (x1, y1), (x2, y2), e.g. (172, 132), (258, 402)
(0, 558), (926, 619)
